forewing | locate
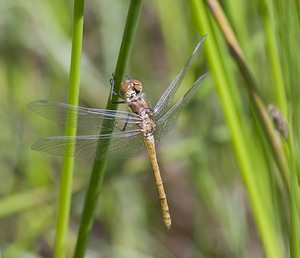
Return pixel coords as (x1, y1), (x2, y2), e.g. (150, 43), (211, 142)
(28, 100), (141, 134)
(31, 130), (145, 161)
(153, 36), (206, 119)
(154, 73), (207, 141)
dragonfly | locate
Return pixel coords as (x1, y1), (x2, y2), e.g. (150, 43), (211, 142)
(29, 35), (207, 229)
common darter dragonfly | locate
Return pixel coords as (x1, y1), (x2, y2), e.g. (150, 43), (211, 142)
(29, 36), (207, 229)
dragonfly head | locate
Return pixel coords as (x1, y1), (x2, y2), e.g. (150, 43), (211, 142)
(120, 79), (143, 102)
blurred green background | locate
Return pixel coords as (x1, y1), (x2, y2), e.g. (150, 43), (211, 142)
(0, 0), (299, 258)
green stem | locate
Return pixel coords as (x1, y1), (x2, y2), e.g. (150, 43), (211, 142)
(261, 0), (287, 118)
(190, 1), (283, 258)
(73, 1), (142, 257)
(287, 132), (300, 258)
(206, 0), (289, 187)
(53, 0), (85, 257)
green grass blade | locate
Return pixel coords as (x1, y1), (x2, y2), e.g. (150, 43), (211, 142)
(260, 0), (287, 118)
(288, 133), (300, 258)
(53, 0), (85, 257)
(189, 1), (284, 257)
(0, 188), (52, 218)
(205, 0), (289, 186)
(73, 1), (143, 257)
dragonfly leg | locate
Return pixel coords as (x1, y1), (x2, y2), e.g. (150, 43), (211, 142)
(110, 74), (126, 105)
(121, 114), (130, 131)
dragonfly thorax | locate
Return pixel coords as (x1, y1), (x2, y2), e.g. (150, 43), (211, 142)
(120, 79), (156, 137)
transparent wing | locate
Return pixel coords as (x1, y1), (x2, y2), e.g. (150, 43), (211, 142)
(153, 35), (206, 119)
(154, 73), (207, 141)
(28, 100), (141, 134)
(31, 130), (146, 161)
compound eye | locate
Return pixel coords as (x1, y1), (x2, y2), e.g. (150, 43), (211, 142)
(132, 80), (143, 93)
(134, 85), (142, 93)
(119, 81), (131, 98)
